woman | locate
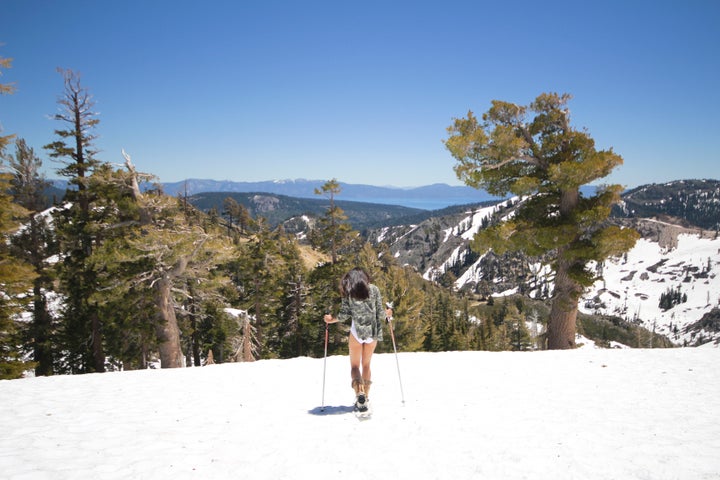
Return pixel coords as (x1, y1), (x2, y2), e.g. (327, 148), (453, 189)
(324, 267), (392, 412)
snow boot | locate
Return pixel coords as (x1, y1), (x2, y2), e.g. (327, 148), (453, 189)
(363, 379), (372, 401)
(352, 378), (368, 411)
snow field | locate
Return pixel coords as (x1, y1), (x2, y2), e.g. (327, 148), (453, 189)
(1, 348), (719, 479)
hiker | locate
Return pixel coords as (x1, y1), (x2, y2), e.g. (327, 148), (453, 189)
(324, 267), (393, 411)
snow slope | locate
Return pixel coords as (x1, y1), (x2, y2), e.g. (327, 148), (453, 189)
(415, 200), (720, 346)
(2, 348), (719, 479)
(581, 233), (720, 345)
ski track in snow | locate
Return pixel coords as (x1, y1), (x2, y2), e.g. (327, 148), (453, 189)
(1, 348), (719, 479)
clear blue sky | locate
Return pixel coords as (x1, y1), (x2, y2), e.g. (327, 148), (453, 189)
(1, 0), (718, 188)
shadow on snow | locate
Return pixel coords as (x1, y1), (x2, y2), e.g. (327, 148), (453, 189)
(307, 405), (355, 416)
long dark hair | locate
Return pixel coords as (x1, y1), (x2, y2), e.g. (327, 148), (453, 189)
(341, 267), (371, 300)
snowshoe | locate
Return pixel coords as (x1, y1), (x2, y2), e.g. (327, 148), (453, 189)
(354, 395), (371, 419)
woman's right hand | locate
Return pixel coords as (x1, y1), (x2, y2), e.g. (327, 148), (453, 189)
(324, 314), (336, 323)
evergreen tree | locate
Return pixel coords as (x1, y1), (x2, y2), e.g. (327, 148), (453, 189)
(93, 154), (235, 368)
(45, 69), (101, 211)
(280, 271), (309, 357)
(222, 196), (252, 235)
(508, 305), (533, 351)
(445, 92), (639, 349)
(380, 264), (427, 353)
(307, 260), (349, 357)
(310, 178), (355, 264)
(268, 227), (308, 358)
(194, 302), (235, 364)
(421, 288), (467, 352)
(0, 169), (37, 378)
(235, 221), (282, 357)
(8, 138), (58, 375)
(0, 53), (38, 378)
(44, 69), (106, 372)
(229, 216), (310, 359)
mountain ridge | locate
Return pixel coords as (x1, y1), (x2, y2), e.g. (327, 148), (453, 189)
(160, 178), (498, 210)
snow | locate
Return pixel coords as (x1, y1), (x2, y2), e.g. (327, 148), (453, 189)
(426, 245), (464, 281)
(581, 233), (720, 344)
(459, 204), (499, 241)
(443, 217), (720, 345)
(2, 348), (719, 479)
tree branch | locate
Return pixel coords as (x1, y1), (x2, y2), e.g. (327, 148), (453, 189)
(483, 154), (539, 170)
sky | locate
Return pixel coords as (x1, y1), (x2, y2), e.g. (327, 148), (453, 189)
(1, 348), (719, 479)
(1, 0), (719, 188)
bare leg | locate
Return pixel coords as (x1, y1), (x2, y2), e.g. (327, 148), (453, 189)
(360, 341), (377, 383)
(361, 341), (377, 398)
(349, 333), (363, 384)
(349, 335), (377, 399)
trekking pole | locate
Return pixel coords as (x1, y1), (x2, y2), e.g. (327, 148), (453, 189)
(321, 319), (329, 411)
(386, 302), (405, 404)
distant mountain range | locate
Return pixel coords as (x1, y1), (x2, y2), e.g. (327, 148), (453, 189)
(187, 191), (431, 230)
(160, 178), (497, 210)
(50, 177), (604, 211)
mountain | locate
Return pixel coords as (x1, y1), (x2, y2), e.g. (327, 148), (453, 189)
(187, 191), (426, 230)
(365, 180), (720, 346)
(613, 178), (720, 230)
(161, 178), (496, 210)
(2, 348), (718, 479)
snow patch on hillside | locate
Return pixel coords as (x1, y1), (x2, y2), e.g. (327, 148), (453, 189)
(581, 234), (720, 345)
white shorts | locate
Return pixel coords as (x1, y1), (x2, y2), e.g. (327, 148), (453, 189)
(350, 322), (375, 344)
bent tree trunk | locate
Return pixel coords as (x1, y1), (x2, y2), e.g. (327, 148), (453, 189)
(548, 256), (583, 349)
(124, 154), (186, 368)
(155, 276), (184, 368)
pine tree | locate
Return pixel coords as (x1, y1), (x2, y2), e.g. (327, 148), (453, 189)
(8, 138), (58, 375)
(93, 153), (235, 368)
(266, 227), (309, 358)
(222, 196), (252, 235)
(280, 271), (309, 357)
(236, 222), (282, 357)
(44, 69), (106, 372)
(310, 178), (355, 264)
(379, 264), (427, 352)
(230, 310), (258, 362)
(305, 258), (348, 357)
(0, 53), (38, 378)
(445, 92), (640, 349)
(0, 170), (37, 378)
(509, 305), (533, 351)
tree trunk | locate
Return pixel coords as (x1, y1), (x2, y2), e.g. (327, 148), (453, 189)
(155, 277), (184, 368)
(190, 297), (201, 367)
(33, 284), (54, 376)
(547, 256), (582, 349)
(254, 276), (263, 348)
(241, 314), (256, 362)
(546, 187), (584, 350)
(91, 309), (105, 372)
